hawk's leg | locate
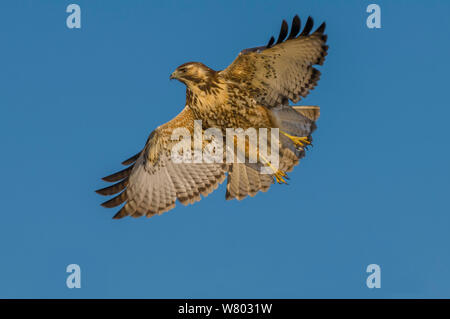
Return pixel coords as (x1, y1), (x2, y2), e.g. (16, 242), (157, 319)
(259, 153), (288, 184)
(280, 131), (311, 150)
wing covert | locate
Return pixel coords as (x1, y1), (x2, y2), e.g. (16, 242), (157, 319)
(220, 15), (328, 108)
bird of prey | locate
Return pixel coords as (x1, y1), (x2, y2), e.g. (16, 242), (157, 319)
(96, 14), (328, 219)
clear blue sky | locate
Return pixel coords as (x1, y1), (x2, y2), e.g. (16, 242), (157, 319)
(0, 0), (449, 298)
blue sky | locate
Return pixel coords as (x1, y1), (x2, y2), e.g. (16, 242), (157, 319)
(0, 0), (449, 298)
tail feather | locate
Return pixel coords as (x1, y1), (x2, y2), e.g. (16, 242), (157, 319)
(292, 106), (320, 121)
(225, 105), (320, 201)
(225, 163), (272, 201)
(269, 105), (319, 137)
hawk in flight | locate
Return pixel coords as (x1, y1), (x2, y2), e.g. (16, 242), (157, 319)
(96, 15), (328, 219)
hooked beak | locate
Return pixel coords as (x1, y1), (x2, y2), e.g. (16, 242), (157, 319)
(169, 72), (176, 80)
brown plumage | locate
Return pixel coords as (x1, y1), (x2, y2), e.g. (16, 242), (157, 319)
(97, 14), (328, 219)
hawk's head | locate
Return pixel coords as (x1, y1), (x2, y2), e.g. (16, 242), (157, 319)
(170, 62), (215, 86)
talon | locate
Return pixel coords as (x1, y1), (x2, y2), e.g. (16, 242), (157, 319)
(274, 169), (288, 184)
(280, 131), (311, 149)
(259, 152), (288, 184)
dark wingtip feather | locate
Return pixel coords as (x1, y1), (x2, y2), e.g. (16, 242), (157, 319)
(113, 207), (127, 219)
(122, 152), (141, 166)
(122, 153), (140, 166)
(314, 22), (326, 34)
(266, 36), (275, 48)
(300, 16), (314, 36)
(95, 178), (128, 196)
(288, 15), (301, 39)
(276, 20), (289, 44)
(101, 191), (127, 208)
(101, 166), (133, 182)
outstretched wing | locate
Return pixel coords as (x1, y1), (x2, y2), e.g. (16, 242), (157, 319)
(219, 15), (328, 108)
(96, 106), (227, 219)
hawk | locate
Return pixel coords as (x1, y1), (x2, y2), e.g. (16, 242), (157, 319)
(96, 15), (328, 219)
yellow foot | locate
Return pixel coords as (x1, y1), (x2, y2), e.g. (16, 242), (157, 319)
(274, 169), (289, 184)
(280, 131), (311, 149)
(259, 153), (289, 184)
